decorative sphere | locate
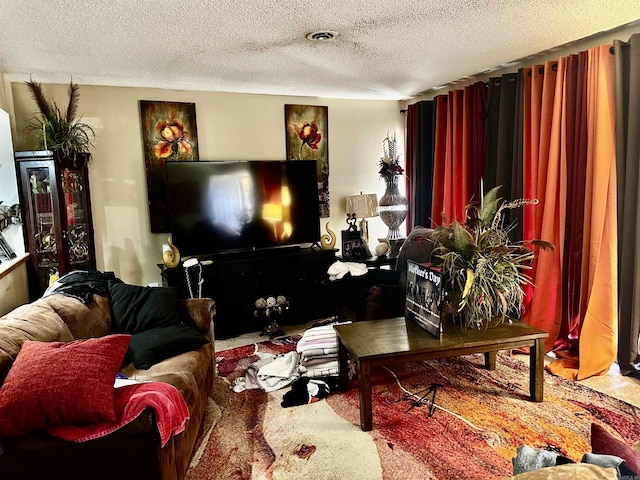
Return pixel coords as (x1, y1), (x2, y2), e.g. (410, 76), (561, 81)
(375, 242), (390, 256)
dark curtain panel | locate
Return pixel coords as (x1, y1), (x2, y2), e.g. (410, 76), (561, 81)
(614, 34), (640, 376)
(484, 73), (523, 238)
(484, 77), (501, 192)
(512, 70), (526, 240)
(406, 100), (435, 229)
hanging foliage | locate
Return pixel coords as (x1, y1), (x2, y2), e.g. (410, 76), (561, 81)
(23, 78), (95, 162)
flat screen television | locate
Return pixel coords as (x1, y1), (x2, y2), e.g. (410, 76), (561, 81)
(165, 160), (321, 257)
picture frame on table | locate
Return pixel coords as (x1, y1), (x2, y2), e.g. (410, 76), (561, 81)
(405, 260), (443, 339)
(341, 230), (371, 259)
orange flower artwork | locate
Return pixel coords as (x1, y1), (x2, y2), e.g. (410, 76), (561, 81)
(285, 104), (329, 217)
(140, 101), (199, 232)
(153, 118), (192, 159)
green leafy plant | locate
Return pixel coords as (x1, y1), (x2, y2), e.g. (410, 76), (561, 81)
(431, 186), (553, 329)
(23, 78), (95, 162)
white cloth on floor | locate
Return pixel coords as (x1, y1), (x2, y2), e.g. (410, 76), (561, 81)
(327, 261), (368, 280)
(257, 350), (299, 379)
(232, 351), (300, 393)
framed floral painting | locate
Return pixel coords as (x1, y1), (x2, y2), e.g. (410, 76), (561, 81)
(139, 100), (199, 233)
(284, 104), (329, 218)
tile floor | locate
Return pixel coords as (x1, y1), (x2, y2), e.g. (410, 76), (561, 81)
(216, 318), (640, 408)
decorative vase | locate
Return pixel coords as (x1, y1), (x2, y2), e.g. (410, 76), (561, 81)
(378, 175), (408, 240)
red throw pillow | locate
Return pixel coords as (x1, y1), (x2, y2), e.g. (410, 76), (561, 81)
(0, 334), (131, 440)
(591, 422), (640, 475)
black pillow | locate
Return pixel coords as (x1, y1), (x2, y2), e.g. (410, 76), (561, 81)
(109, 282), (181, 334)
(127, 324), (209, 369)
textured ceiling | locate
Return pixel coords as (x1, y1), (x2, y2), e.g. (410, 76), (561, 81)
(1, 0), (639, 100)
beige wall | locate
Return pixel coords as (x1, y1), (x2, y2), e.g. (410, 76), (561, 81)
(10, 83), (404, 286)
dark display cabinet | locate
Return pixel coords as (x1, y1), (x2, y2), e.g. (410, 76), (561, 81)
(15, 150), (96, 298)
(160, 247), (337, 339)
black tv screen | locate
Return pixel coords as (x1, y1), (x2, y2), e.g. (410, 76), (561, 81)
(166, 160), (321, 257)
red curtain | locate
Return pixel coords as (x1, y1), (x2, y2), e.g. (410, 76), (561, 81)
(431, 96), (448, 226)
(430, 84), (487, 226)
(466, 83), (488, 204)
(556, 53), (588, 352)
(447, 90), (466, 221)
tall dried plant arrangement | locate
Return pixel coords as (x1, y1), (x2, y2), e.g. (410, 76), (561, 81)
(431, 186), (554, 329)
(23, 78), (95, 163)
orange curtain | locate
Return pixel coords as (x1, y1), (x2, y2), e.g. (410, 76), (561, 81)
(546, 45), (618, 380)
(522, 59), (564, 352)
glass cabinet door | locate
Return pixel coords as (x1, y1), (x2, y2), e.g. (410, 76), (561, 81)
(16, 151), (96, 298)
(61, 167), (92, 268)
(25, 165), (59, 286)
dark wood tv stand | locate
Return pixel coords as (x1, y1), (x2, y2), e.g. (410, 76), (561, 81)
(159, 246), (337, 339)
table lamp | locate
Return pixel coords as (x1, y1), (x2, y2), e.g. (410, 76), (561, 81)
(346, 192), (378, 244)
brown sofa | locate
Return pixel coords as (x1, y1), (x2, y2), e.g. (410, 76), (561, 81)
(0, 290), (217, 480)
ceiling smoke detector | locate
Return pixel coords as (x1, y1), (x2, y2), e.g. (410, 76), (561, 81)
(306, 31), (338, 41)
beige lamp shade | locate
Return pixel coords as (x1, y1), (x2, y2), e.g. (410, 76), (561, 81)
(346, 193), (379, 219)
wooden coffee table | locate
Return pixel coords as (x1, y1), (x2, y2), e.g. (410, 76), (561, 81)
(334, 317), (548, 431)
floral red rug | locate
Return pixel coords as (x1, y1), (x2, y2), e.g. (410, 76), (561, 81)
(186, 336), (640, 480)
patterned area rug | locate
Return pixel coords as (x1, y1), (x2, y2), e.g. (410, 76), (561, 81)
(186, 336), (640, 480)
